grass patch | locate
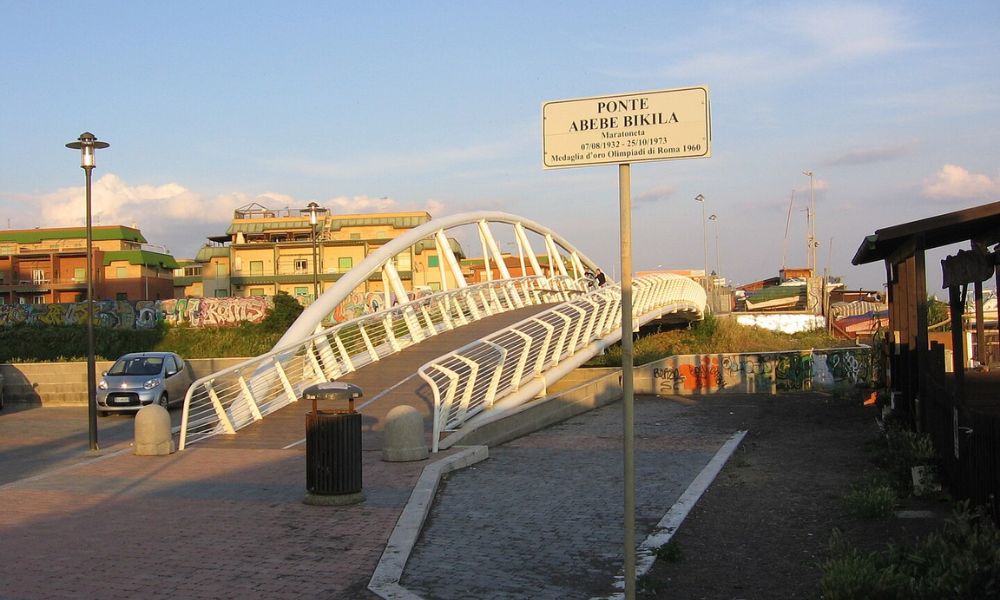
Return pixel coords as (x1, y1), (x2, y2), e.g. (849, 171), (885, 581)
(655, 540), (684, 563)
(588, 313), (851, 367)
(843, 475), (898, 519)
(821, 503), (1000, 599)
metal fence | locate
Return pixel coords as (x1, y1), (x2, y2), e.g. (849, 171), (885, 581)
(179, 275), (583, 449)
(418, 274), (707, 451)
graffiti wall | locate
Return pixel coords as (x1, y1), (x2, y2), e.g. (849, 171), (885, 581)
(641, 347), (872, 396)
(0, 297), (273, 329)
(158, 297), (272, 327)
(331, 287), (434, 323)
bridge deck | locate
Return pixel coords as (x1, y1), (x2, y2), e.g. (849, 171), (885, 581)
(195, 304), (555, 450)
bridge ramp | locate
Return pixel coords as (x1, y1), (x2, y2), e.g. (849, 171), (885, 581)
(194, 305), (555, 450)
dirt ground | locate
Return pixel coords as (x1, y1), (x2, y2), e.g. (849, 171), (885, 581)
(641, 392), (951, 599)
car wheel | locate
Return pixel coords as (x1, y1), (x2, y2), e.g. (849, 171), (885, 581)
(158, 394), (169, 409)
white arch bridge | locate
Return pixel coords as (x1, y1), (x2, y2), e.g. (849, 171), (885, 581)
(179, 211), (707, 450)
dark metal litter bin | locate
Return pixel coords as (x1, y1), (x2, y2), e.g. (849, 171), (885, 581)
(303, 382), (364, 505)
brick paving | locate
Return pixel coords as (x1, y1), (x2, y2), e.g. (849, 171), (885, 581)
(0, 304), (744, 599)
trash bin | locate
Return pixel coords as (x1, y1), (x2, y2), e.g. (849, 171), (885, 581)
(303, 382), (364, 505)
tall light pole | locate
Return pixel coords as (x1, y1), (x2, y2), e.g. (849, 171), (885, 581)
(803, 170), (816, 274)
(300, 202), (328, 301)
(709, 213), (720, 277)
(695, 194), (708, 286)
(66, 132), (109, 452)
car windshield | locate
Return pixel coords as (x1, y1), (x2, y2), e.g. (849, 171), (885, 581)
(108, 357), (163, 376)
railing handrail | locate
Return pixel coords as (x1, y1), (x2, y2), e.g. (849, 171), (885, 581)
(179, 274), (578, 449)
(418, 273), (707, 451)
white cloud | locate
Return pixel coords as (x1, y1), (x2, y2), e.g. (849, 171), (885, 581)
(661, 4), (915, 83)
(784, 4), (915, 61)
(923, 165), (1000, 199)
(30, 174), (450, 257)
(634, 185), (675, 206)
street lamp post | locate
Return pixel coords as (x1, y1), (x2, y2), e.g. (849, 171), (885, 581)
(66, 132), (109, 452)
(300, 202), (328, 301)
(695, 194), (708, 286)
(709, 213), (720, 277)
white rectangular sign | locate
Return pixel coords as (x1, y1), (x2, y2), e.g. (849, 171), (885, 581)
(542, 86), (711, 168)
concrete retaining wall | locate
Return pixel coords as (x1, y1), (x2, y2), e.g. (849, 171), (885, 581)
(0, 358), (251, 406)
(635, 347), (872, 396)
(456, 367), (621, 448)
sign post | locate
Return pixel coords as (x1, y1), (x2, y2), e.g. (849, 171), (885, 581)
(543, 86), (711, 599)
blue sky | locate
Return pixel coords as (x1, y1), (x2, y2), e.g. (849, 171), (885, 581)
(3, 1), (1000, 292)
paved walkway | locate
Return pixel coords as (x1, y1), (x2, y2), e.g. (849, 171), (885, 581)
(0, 394), (743, 599)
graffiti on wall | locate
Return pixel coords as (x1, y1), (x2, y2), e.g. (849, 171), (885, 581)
(159, 297), (272, 327)
(0, 297), (274, 329)
(331, 288), (435, 323)
(813, 348), (872, 388)
(650, 348), (871, 395)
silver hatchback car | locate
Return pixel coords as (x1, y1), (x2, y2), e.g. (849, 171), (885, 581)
(96, 352), (193, 415)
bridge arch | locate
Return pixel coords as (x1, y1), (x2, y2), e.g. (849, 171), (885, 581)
(275, 211), (601, 349)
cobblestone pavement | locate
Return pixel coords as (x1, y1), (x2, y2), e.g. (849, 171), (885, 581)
(401, 396), (739, 599)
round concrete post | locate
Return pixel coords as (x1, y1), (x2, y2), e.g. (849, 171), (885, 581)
(134, 404), (175, 456)
(382, 405), (428, 462)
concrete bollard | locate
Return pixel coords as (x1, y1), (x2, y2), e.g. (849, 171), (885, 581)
(382, 405), (428, 462)
(134, 404), (175, 456)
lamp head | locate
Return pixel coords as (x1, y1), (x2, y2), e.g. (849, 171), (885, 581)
(66, 132), (110, 169)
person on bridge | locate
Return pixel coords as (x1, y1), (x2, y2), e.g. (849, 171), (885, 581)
(595, 268), (607, 286)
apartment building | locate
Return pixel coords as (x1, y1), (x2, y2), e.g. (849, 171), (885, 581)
(179, 203), (464, 301)
(0, 225), (179, 304)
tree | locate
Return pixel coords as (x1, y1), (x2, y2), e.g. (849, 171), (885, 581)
(260, 292), (304, 333)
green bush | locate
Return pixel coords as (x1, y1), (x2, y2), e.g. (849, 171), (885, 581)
(260, 291), (304, 333)
(0, 323), (165, 362)
(821, 503), (1000, 599)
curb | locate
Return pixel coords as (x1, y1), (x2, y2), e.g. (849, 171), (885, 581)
(368, 445), (490, 600)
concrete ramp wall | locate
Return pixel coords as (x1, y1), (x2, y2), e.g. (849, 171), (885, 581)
(0, 358), (250, 406)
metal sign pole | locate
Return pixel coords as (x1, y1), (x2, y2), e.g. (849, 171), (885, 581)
(619, 162), (636, 599)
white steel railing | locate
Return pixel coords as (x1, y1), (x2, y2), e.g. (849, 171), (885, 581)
(418, 273), (707, 451)
(179, 275), (583, 449)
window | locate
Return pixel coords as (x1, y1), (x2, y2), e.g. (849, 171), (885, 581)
(249, 288), (266, 296)
(338, 257), (353, 272)
(395, 252), (411, 272)
(294, 286), (308, 297)
(116, 292), (128, 301)
(428, 281), (441, 291)
(216, 263), (228, 277)
(294, 258), (308, 272)
(32, 269), (45, 284)
(214, 289), (229, 298)
(32, 295), (45, 304)
(74, 267), (86, 281)
(428, 255), (440, 268)
(116, 267), (128, 278)
(250, 261), (263, 275)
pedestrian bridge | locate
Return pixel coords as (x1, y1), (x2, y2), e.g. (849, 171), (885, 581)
(179, 212), (707, 450)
